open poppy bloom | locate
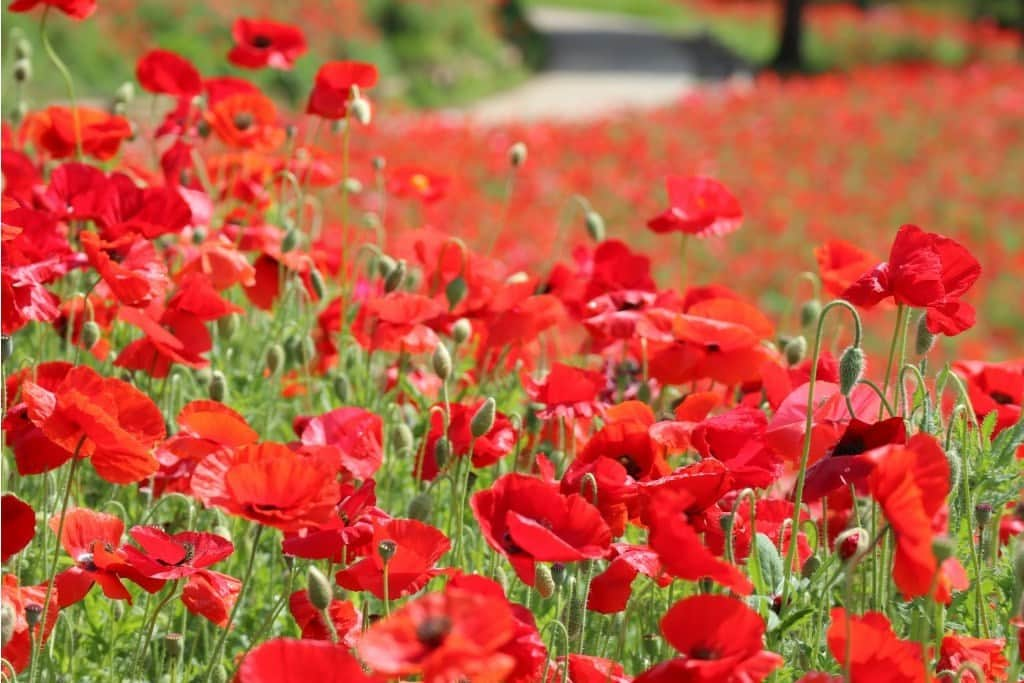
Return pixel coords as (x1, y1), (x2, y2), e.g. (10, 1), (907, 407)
(388, 166), (449, 204)
(815, 239), (878, 298)
(588, 543), (669, 614)
(229, 18), (308, 70)
(1, 494), (36, 562)
(180, 569), (241, 627)
(8, 0), (95, 18)
(80, 231), (169, 308)
(634, 594), (781, 683)
(1, 575), (60, 674)
(122, 526), (233, 579)
(295, 407), (384, 481)
(237, 637), (374, 682)
(826, 609), (925, 682)
(358, 585), (517, 682)
(689, 406), (782, 490)
(191, 442), (340, 532)
(336, 518), (450, 599)
(351, 291), (444, 354)
(954, 359), (1023, 435)
(306, 61), (378, 120)
(471, 473), (611, 586)
(205, 92), (284, 151)
(282, 481), (387, 563)
(22, 106), (132, 160)
(288, 590), (361, 646)
(524, 362), (607, 420)
(936, 634), (1008, 683)
(842, 224), (981, 336)
(416, 400), (517, 481)
(801, 416), (907, 501)
(647, 176), (743, 238)
(136, 49), (202, 97)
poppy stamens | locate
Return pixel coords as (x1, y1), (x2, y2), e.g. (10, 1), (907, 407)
(415, 615), (452, 650)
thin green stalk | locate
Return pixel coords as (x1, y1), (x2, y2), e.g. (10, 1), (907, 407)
(880, 304), (907, 414)
(130, 579), (182, 678)
(39, 6), (82, 160)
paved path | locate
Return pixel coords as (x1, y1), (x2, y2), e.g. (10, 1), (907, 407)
(467, 6), (750, 123)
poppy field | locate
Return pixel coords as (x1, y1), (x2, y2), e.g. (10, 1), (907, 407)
(2, 2), (1024, 682)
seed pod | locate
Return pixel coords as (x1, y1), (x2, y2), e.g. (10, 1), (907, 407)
(163, 633), (183, 659)
(974, 503), (992, 528)
(508, 142), (527, 168)
(307, 567), (333, 611)
(799, 299), (822, 329)
(432, 343), (452, 381)
(434, 437), (451, 470)
(452, 318), (472, 345)
(407, 492), (433, 522)
(384, 259), (406, 293)
(333, 374), (350, 402)
(13, 59), (31, 84)
(584, 210), (605, 242)
(931, 536), (955, 563)
(838, 345), (865, 396)
(351, 96), (372, 125)
(784, 335), (807, 366)
(310, 268), (327, 300)
(209, 371), (227, 402)
(392, 423), (414, 454)
(24, 604), (42, 628)
(216, 314), (239, 339)
(914, 313), (936, 356)
(470, 398), (496, 438)
(378, 539), (397, 564)
(265, 344), (285, 375)
(534, 564), (555, 599)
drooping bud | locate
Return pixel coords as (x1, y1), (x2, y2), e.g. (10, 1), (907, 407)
(209, 664), (228, 683)
(81, 320), (101, 350)
(584, 210), (605, 242)
(432, 342), (452, 381)
(931, 536), (955, 564)
(209, 371), (227, 402)
(784, 335), (807, 366)
(508, 142), (527, 168)
(392, 423), (414, 454)
(470, 398), (496, 438)
(800, 299), (822, 329)
(307, 567), (333, 610)
(351, 96), (372, 125)
(344, 177), (363, 195)
(434, 437), (451, 470)
(407, 492), (433, 522)
(13, 59), (31, 84)
(281, 229), (300, 253)
(452, 318), (472, 345)
(534, 564), (555, 599)
(835, 527), (868, 563)
(310, 268), (327, 300)
(333, 375), (350, 402)
(914, 313), (936, 356)
(265, 344), (285, 375)
(384, 259), (406, 292)
(445, 276), (467, 310)
(838, 345), (865, 396)
(377, 539), (398, 564)
(377, 254), (397, 279)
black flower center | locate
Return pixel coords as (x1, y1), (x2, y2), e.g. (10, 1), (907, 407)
(250, 34), (273, 48)
(233, 112), (254, 131)
(617, 454), (642, 478)
(416, 615), (452, 650)
(990, 391), (1015, 405)
(690, 645), (719, 661)
(157, 542), (195, 567)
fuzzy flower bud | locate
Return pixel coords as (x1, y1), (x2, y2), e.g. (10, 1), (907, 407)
(81, 320), (101, 350)
(471, 398), (496, 438)
(351, 96), (372, 125)
(432, 342), (452, 381)
(434, 437), (451, 470)
(585, 210), (605, 242)
(800, 299), (822, 329)
(307, 567), (333, 610)
(534, 564), (555, 599)
(508, 142), (527, 168)
(333, 375), (350, 402)
(310, 268), (327, 300)
(838, 345), (865, 396)
(835, 527), (868, 563)
(265, 344), (285, 375)
(384, 259), (406, 292)
(452, 318), (472, 345)
(407, 492), (433, 522)
(914, 313), (936, 356)
(208, 371), (227, 402)
(784, 335), (807, 366)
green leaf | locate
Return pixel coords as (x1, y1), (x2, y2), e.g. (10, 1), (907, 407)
(992, 416), (1024, 465)
(754, 532), (785, 595)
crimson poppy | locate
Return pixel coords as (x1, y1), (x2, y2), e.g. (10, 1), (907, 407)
(115, 302), (215, 379)
(358, 587), (516, 682)
(306, 61), (378, 120)
(954, 359), (1023, 435)
(288, 590), (361, 646)
(7, 0), (94, 18)
(181, 569), (240, 627)
(936, 634), (1008, 683)
(89, 172), (194, 240)
(336, 518), (450, 599)
(295, 407), (384, 481)
(51, 508), (164, 608)
(588, 543), (668, 614)
(205, 93), (284, 151)
(136, 49), (202, 97)
(282, 481), (387, 563)
(802, 417), (907, 501)
(351, 291), (444, 354)
(80, 231), (168, 308)
(122, 526), (233, 579)
(634, 594), (781, 683)
(815, 239), (878, 298)
(552, 654), (633, 683)
(191, 442), (340, 532)
(471, 473), (611, 586)
(416, 400), (517, 481)
(826, 608), (925, 682)
(229, 18), (308, 70)
(176, 234), (256, 291)
(1, 575), (60, 674)
(23, 106), (132, 160)
(1, 259), (62, 334)
(636, 458), (734, 528)
(236, 637), (374, 682)
(647, 176), (743, 237)
(689, 407), (782, 490)
(842, 224), (981, 336)
(1, 494), (36, 562)
(524, 362), (607, 420)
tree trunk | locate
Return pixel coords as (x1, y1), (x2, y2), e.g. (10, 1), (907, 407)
(772, 0), (806, 73)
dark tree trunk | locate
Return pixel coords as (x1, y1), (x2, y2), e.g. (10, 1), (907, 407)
(772, 0), (806, 73)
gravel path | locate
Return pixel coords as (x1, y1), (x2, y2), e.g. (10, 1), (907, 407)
(467, 6), (750, 123)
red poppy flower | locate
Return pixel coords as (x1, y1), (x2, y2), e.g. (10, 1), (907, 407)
(21, 365), (165, 484)
(336, 518), (450, 599)
(181, 569), (240, 627)
(826, 609), (925, 683)
(288, 590), (361, 646)
(115, 303), (215, 379)
(588, 543), (668, 614)
(471, 473), (611, 586)
(191, 442), (340, 532)
(1, 259), (62, 334)
(51, 508), (164, 608)
(176, 235), (256, 291)
(416, 400), (517, 481)
(237, 637), (374, 682)
(647, 176), (743, 238)
(1, 494), (36, 561)
(80, 231), (168, 308)
(229, 18), (308, 70)
(524, 362), (607, 420)
(388, 166), (449, 203)
(122, 526), (233, 579)
(306, 61), (378, 120)
(802, 417), (907, 501)
(1, 575), (60, 674)
(553, 654), (633, 683)
(3, 362), (76, 475)
(282, 481), (388, 563)
(89, 172), (194, 240)
(205, 93), (284, 151)
(936, 635), (1008, 683)
(358, 587), (516, 682)
(576, 401), (668, 481)
(8, 0), (94, 20)
(690, 407), (782, 490)
(636, 458), (734, 527)
(295, 407), (384, 481)
(954, 359), (1023, 435)
(815, 239), (878, 298)
(136, 49), (202, 97)
(351, 291), (444, 354)
(634, 595), (781, 683)
(842, 224), (981, 336)
(23, 106), (132, 160)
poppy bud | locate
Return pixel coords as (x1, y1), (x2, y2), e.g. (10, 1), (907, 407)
(377, 254), (397, 279)
(344, 177), (363, 195)
(384, 259), (406, 292)
(432, 342), (452, 381)
(580, 472), (598, 505)
(1, 603), (15, 647)
(216, 314), (239, 339)
(434, 437), (451, 470)
(445, 276), (467, 310)
(585, 210), (605, 242)
(210, 664), (228, 683)
(932, 536), (955, 563)
(191, 227), (207, 245)
(838, 345), (865, 396)
(310, 268), (327, 300)
(115, 81), (135, 105)
(452, 318), (472, 345)
(801, 554), (821, 579)
(298, 336), (316, 365)
(81, 320), (101, 350)
(209, 371), (227, 402)
(0, 335), (10, 363)
(508, 142), (527, 168)
(212, 525), (232, 544)
(835, 527), (868, 563)
(914, 313), (936, 356)
(718, 512), (734, 534)
(196, 119), (212, 138)
(281, 229), (299, 253)
(565, 586), (585, 641)
(535, 564), (555, 599)
(13, 37), (31, 61)
(407, 491), (433, 521)
(13, 59), (31, 84)
(784, 335), (807, 366)
(974, 503), (992, 528)
(307, 567), (333, 611)
(113, 601), (125, 620)
(377, 539), (398, 564)
(164, 633), (183, 659)
(372, 155), (386, 172)
(111, 100), (128, 117)
(351, 96), (372, 125)
(266, 344), (285, 375)
(800, 299), (822, 329)
(471, 398), (496, 438)
(24, 604), (42, 628)
(333, 375), (350, 402)
(392, 423), (414, 454)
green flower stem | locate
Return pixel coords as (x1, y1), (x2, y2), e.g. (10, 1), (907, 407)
(130, 579), (182, 679)
(39, 6), (82, 160)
